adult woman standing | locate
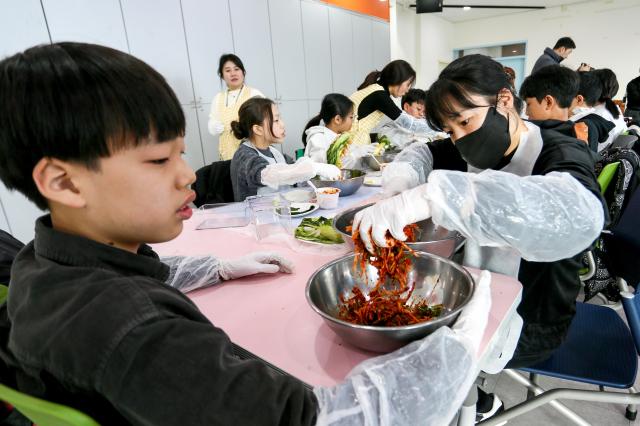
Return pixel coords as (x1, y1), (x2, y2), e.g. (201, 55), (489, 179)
(348, 59), (438, 146)
(208, 54), (264, 160)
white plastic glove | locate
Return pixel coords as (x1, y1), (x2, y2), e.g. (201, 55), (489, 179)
(218, 252), (294, 280)
(208, 119), (225, 136)
(381, 161), (420, 197)
(451, 270), (492, 355)
(352, 184), (431, 253)
(341, 144), (376, 169)
(261, 158), (316, 189)
(312, 162), (341, 180)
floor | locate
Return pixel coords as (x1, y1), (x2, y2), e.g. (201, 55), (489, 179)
(482, 292), (638, 426)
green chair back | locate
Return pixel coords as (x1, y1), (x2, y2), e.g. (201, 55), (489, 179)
(598, 161), (620, 194)
(0, 285), (7, 305)
(0, 383), (100, 426)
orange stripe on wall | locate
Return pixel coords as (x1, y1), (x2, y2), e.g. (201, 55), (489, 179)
(323, 0), (390, 21)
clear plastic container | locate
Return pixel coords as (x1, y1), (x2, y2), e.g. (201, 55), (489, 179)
(195, 203), (251, 230)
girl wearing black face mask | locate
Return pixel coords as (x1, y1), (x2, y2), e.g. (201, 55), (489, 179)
(352, 54), (607, 415)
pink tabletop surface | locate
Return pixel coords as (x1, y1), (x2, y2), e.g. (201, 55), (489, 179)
(153, 203), (523, 387)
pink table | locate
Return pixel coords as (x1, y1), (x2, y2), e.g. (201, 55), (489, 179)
(153, 207), (523, 387)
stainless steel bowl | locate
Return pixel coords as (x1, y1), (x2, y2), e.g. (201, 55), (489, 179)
(364, 152), (397, 171)
(306, 252), (475, 352)
(311, 169), (365, 197)
(332, 203), (465, 259)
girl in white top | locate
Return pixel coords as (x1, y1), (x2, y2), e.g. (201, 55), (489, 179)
(230, 97), (340, 201)
(302, 94), (354, 163)
(208, 54), (264, 160)
(592, 68), (627, 149)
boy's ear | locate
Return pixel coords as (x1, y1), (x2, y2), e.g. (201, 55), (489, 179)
(32, 158), (86, 209)
(544, 95), (556, 110)
(575, 94), (584, 105)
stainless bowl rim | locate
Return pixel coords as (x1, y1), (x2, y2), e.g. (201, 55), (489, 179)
(305, 251), (476, 331)
(332, 203), (461, 244)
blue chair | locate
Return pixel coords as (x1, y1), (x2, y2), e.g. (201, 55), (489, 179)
(479, 288), (640, 425)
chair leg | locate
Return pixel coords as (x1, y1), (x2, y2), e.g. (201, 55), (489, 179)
(627, 387), (638, 421)
(527, 373), (538, 400)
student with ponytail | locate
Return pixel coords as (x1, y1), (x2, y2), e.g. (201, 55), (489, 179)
(348, 60), (438, 146)
(302, 94), (354, 162)
(230, 97), (340, 201)
(592, 68), (627, 148)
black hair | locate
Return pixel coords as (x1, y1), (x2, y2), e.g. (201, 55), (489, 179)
(218, 53), (246, 78)
(302, 93), (353, 145)
(230, 97), (275, 140)
(504, 66), (516, 89)
(357, 60), (416, 91)
(519, 65), (579, 109)
(576, 71), (603, 107)
(425, 54), (511, 131)
(401, 88), (426, 108)
(594, 68), (620, 118)
(553, 37), (576, 50)
(0, 42), (185, 210)
(627, 76), (640, 109)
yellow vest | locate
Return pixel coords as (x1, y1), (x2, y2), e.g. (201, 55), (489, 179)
(216, 86), (254, 161)
(348, 84), (386, 146)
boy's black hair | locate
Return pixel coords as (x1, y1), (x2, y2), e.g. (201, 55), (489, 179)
(425, 54), (511, 132)
(554, 37), (576, 50)
(577, 71), (603, 107)
(627, 76), (640, 109)
(401, 88), (426, 108)
(519, 65), (579, 109)
(0, 42), (185, 210)
(217, 53), (246, 78)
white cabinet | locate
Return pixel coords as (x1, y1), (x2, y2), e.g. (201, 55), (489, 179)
(229, 0), (277, 98)
(301, 1), (332, 100)
(183, 105), (206, 172)
(120, 0), (194, 105)
(42, 0), (128, 52)
(268, 0), (307, 100)
(181, 0), (234, 105)
(352, 15), (373, 92)
(0, 0), (50, 57)
(0, 200), (10, 234)
(372, 20), (390, 69)
(278, 100), (309, 157)
(198, 103), (219, 166)
(328, 7), (355, 95)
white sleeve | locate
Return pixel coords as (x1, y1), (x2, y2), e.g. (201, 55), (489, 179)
(305, 133), (330, 163)
(394, 112), (441, 137)
(249, 87), (265, 98)
(426, 169), (605, 262)
(207, 93), (224, 136)
(161, 255), (223, 293)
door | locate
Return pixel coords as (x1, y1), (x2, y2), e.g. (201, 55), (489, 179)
(493, 56), (526, 93)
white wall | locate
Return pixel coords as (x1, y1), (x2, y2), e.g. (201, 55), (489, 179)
(452, 0), (640, 98)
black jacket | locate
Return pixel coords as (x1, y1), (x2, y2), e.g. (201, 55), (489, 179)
(575, 113), (615, 152)
(531, 47), (563, 74)
(0, 216), (317, 426)
(428, 123), (605, 363)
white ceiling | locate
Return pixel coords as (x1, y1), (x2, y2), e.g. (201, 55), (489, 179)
(399, 0), (593, 22)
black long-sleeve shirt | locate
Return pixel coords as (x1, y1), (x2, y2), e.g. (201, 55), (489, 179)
(357, 89), (402, 121)
(0, 216), (317, 425)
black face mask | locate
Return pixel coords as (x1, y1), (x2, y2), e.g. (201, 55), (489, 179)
(454, 107), (511, 170)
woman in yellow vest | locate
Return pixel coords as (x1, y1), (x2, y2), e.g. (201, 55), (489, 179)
(208, 54), (264, 160)
(349, 60), (436, 146)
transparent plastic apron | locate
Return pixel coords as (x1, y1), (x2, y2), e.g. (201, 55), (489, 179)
(464, 121), (543, 373)
(242, 141), (289, 196)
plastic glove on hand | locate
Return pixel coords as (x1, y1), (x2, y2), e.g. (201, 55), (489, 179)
(452, 270), (492, 356)
(219, 252), (294, 280)
(352, 184), (431, 253)
(212, 121), (225, 134)
(313, 162), (341, 180)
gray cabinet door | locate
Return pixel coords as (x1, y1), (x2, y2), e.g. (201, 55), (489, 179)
(278, 100), (309, 158)
(0, 199), (9, 235)
(301, 0), (332, 100)
(268, 0), (307, 101)
(372, 20), (390, 70)
(181, 0), (234, 106)
(198, 103), (220, 165)
(120, 0), (194, 105)
(229, 0), (277, 98)
(0, 0), (50, 242)
(351, 15), (373, 91)
(328, 7), (355, 95)
(42, 0), (128, 52)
